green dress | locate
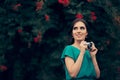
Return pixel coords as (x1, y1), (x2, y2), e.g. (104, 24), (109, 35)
(61, 45), (96, 80)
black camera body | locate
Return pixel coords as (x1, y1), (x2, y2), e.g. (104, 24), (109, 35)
(86, 42), (92, 51)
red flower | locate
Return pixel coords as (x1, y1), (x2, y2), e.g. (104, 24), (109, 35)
(90, 12), (96, 16)
(58, 0), (70, 6)
(90, 11), (97, 21)
(34, 37), (39, 43)
(36, 1), (43, 11)
(117, 66), (120, 72)
(106, 40), (110, 45)
(0, 65), (7, 71)
(13, 3), (21, 11)
(45, 14), (50, 21)
(117, 51), (120, 55)
(87, 0), (93, 2)
(33, 32), (42, 43)
(18, 29), (22, 33)
(37, 32), (42, 41)
(91, 15), (97, 21)
(75, 13), (83, 19)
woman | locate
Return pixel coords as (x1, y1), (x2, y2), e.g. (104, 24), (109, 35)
(61, 18), (100, 80)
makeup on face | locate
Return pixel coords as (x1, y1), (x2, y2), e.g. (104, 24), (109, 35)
(72, 21), (88, 41)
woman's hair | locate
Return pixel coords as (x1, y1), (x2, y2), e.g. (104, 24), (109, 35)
(71, 18), (88, 28)
(68, 18), (89, 44)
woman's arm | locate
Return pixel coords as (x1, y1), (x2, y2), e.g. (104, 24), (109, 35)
(91, 56), (100, 78)
(65, 41), (87, 78)
(65, 52), (84, 78)
(90, 42), (100, 78)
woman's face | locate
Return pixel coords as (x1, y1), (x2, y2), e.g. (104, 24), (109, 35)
(72, 21), (88, 41)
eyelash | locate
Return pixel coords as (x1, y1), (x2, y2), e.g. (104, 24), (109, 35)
(73, 27), (77, 30)
(80, 27), (85, 30)
(73, 27), (85, 30)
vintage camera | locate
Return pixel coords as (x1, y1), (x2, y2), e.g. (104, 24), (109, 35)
(86, 42), (92, 51)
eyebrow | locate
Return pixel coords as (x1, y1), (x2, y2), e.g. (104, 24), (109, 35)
(73, 26), (85, 27)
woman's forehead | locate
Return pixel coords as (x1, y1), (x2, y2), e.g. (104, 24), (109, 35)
(74, 21), (86, 27)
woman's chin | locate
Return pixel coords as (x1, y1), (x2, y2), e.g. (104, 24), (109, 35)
(76, 38), (84, 41)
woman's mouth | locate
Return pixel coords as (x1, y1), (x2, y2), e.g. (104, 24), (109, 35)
(76, 34), (82, 38)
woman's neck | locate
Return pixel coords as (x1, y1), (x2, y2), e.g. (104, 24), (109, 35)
(72, 40), (82, 47)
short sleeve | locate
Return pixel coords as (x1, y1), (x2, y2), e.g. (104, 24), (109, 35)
(61, 46), (74, 63)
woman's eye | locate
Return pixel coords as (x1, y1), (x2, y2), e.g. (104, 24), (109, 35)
(73, 27), (78, 30)
(80, 27), (85, 30)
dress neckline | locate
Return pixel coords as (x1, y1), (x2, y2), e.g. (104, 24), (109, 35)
(70, 45), (89, 52)
(70, 45), (80, 50)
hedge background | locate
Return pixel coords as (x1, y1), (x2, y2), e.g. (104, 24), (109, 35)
(0, 0), (120, 80)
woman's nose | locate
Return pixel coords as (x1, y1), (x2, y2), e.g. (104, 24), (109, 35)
(77, 29), (81, 32)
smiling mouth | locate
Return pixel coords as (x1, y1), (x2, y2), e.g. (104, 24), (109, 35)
(76, 35), (82, 37)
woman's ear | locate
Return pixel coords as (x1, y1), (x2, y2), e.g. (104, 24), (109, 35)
(71, 33), (73, 38)
(86, 32), (88, 36)
(85, 32), (88, 38)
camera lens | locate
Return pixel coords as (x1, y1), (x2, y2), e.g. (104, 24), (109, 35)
(87, 42), (92, 50)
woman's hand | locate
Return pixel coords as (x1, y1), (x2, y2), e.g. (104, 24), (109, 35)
(90, 42), (98, 57)
(79, 41), (87, 54)
(90, 42), (100, 78)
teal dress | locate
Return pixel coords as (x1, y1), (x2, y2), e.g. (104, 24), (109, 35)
(61, 45), (96, 80)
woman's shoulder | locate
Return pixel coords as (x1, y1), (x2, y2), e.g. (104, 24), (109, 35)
(62, 45), (73, 51)
(64, 45), (73, 49)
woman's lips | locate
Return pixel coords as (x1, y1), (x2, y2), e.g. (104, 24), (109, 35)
(76, 34), (82, 38)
